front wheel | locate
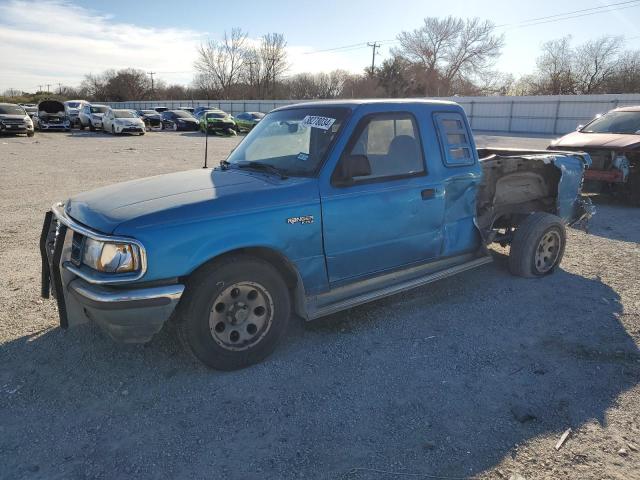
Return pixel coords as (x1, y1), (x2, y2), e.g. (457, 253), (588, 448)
(508, 212), (566, 278)
(177, 256), (291, 370)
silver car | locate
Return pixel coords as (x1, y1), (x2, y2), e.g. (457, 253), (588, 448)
(78, 104), (109, 131)
(64, 100), (88, 128)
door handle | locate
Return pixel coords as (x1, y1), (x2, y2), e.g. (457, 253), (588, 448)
(421, 188), (436, 200)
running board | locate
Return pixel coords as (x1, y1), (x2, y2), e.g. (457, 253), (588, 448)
(306, 254), (493, 320)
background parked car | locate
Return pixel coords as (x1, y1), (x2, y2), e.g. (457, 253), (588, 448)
(179, 107), (195, 114)
(0, 103), (34, 137)
(549, 106), (640, 205)
(160, 110), (199, 131)
(78, 104), (109, 131)
(136, 110), (163, 130)
(234, 111), (265, 132)
(102, 108), (145, 135)
(153, 106), (168, 113)
(199, 110), (238, 135)
(193, 106), (209, 117)
(64, 100), (89, 128)
(19, 103), (37, 118)
(33, 100), (70, 132)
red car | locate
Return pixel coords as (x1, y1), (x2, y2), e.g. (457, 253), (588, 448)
(549, 106), (640, 205)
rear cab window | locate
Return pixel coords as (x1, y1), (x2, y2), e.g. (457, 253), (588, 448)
(434, 112), (475, 166)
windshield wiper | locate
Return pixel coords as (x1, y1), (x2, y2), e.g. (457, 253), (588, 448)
(236, 161), (288, 179)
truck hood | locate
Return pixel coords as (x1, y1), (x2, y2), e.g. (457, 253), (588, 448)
(550, 131), (640, 150)
(65, 168), (318, 235)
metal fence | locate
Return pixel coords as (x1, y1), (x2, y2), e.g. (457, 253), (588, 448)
(107, 93), (640, 135)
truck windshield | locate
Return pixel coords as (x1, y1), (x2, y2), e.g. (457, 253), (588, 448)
(582, 111), (640, 134)
(226, 107), (349, 177)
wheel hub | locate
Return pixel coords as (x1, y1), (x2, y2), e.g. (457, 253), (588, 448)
(208, 281), (274, 351)
(534, 230), (561, 273)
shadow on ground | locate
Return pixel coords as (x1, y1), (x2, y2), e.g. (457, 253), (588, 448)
(578, 199), (640, 243)
(1, 256), (638, 479)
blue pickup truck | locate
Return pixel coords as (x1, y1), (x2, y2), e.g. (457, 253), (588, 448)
(41, 100), (593, 370)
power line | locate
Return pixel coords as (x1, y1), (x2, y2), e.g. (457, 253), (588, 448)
(495, 0), (640, 27)
(500, 2), (640, 29)
(301, 1), (640, 56)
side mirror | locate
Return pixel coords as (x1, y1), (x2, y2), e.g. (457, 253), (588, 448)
(334, 154), (371, 186)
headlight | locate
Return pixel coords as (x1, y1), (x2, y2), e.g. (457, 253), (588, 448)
(82, 238), (140, 273)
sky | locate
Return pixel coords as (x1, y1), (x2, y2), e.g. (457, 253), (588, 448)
(0, 0), (639, 92)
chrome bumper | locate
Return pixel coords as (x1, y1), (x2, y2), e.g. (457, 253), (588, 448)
(40, 206), (183, 343)
(68, 279), (183, 343)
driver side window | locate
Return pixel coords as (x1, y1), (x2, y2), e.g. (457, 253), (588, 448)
(337, 112), (425, 184)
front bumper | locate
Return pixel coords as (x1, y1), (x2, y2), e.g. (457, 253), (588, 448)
(39, 123), (69, 130)
(115, 124), (145, 134)
(40, 205), (184, 343)
(0, 123), (32, 134)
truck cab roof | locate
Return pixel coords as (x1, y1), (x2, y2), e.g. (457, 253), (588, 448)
(273, 98), (459, 112)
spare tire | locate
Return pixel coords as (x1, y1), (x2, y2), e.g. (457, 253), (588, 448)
(509, 212), (566, 278)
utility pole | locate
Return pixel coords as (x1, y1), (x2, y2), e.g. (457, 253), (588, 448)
(45, 84), (51, 93)
(147, 71), (156, 97)
(57, 83), (62, 94)
(367, 42), (380, 76)
(38, 85), (43, 93)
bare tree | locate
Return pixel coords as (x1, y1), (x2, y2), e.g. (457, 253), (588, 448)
(259, 33), (288, 98)
(195, 28), (249, 99)
(533, 36), (576, 94)
(609, 50), (640, 93)
(395, 16), (504, 95)
(573, 36), (624, 93)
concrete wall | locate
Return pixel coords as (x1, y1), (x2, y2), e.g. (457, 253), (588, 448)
(107, 93), (640, 135)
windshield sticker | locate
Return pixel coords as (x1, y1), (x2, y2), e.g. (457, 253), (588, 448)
(301, 115), (336, 130)
(297, 152), (310, 161)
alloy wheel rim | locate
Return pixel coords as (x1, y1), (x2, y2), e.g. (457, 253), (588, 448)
(534, 230), (561, 273)
(208, 281), (274, 351)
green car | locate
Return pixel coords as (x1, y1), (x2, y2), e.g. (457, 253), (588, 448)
(199, 110), (237, 135)
(234, 111), (265, 132)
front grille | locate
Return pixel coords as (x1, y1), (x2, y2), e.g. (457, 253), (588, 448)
(3, 119), (25, 125)
(70, 231), (84, 266)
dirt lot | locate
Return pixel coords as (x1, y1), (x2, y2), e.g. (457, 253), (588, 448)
(1, 130), (639, 480)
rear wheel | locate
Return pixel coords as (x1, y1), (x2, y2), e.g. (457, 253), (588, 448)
(177, 255), (291, 370)
(89, 122), (95, 132)
(508, 212), (566, 278)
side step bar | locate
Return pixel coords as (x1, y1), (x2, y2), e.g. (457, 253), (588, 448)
(306, 255), (493, 320)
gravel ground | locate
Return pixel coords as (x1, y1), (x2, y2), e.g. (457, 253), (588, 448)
(0, 130), (638, 480)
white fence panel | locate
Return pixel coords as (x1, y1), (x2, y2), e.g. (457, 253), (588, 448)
(106, 94), (640, 135)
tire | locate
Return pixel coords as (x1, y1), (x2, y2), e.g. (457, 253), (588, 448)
(508, 212), (566, 278)
(89, 122), (95, 132)
(78, 122), (84, 131)
(27, 131), (34, 137)
(172, 123), (178, 131)
(111, 125), (116, 135)
(623, 171), (640, 206)
(177, 255), (291, 370)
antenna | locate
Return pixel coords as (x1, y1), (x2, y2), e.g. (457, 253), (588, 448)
(203, 118), (209, 169)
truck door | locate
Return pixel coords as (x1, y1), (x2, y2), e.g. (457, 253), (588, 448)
(320, 111), (445, 285)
